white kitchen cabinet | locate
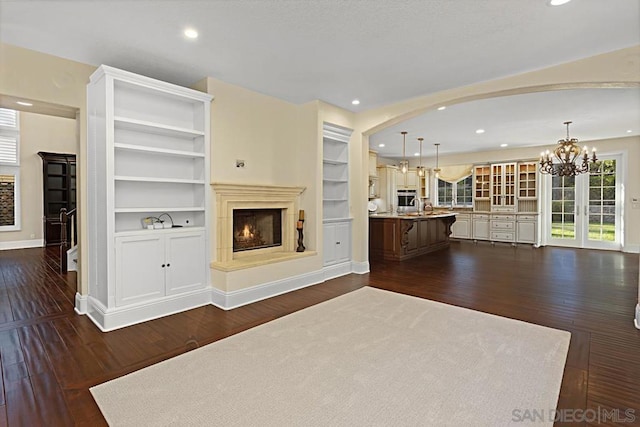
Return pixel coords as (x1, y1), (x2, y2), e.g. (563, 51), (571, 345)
(516, 215), (538, 244)
(451, 213), (472, 239)
(323, 220), (351, 266)
(114, 230), (205, 306)
(490, 214), (516, 243)
(491, 163), (517, 212)
(85, 65), (212, 331)
(377, 165), (398, 212)
(396, 168), (418, 190)
(472, 214), (490, 240)
(369, 151), (378, 177)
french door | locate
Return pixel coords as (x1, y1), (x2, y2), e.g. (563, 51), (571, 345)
(546, 155), (621, 250)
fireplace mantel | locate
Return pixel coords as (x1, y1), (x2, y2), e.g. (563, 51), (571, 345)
(211, 183), (313, 270)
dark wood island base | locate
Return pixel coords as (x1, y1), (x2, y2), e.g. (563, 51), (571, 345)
(369, 213), (457, 261)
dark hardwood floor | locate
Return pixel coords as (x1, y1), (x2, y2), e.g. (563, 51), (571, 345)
(0, 243), (638, 426)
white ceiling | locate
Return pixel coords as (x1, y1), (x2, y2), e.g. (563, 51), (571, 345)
(1, 0), (639, 155)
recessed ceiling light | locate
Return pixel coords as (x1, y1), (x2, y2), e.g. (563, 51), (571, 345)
(476, 129), (485, 134)
(500, 143), (508, 147)
(16, 101), (33, 106)
(351, 99), (360, 105)
(437, 106), (446, 111)
(414, 152), (420, 157)
(627, 129), (633, 133)
(184, 28), (198, 39)
(378, 143), (385, 148)
(548, 0), (571, 5)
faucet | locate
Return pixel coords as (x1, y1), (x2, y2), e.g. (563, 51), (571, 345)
(410, 196), (424, 213)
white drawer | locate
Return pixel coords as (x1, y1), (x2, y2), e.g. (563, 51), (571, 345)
(491, 231), (515, 241)
(456, 214), (471, 219)
(491, 221), (514, 230)
(518, 215), (537, 221)
(473, 214), (490, 219)
(491, 214), (516, 220)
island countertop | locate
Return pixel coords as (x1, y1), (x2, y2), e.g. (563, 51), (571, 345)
(369, 212), (457, 261)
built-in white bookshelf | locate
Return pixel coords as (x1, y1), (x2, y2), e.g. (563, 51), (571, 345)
(322, 123), (351, 220)
(86, 65), (213, 331)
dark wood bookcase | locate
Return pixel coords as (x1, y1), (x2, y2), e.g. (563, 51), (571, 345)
(38, 152), (76, 246)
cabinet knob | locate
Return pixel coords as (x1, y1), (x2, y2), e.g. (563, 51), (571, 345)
(161, 264), (165, 268)
(167, 263), (170, 267)
(336, 241), (340, 245)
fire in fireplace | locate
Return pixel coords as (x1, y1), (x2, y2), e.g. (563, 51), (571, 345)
(233, 209), (282, 252)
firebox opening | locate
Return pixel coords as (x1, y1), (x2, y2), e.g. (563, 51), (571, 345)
(233, 208), (282, 252)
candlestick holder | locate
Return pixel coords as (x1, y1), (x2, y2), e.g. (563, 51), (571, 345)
(296, 220), (305, 252)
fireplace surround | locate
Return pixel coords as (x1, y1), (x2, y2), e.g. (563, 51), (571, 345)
(211, 183), (310, 271)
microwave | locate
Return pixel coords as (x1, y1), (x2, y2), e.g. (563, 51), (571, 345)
(397, 190), (417, 208)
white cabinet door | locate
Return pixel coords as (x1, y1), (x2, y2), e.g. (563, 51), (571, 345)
(115, 235), (164, 307)
(334, 222), (351, 263)
(451, 215), (471, 239)
(165, 231), (206, 295)
(323, 221), (351, 266)
(472, 218), (490, 240)
(323, 223), (336, 265)
(516, 220), (537, 244)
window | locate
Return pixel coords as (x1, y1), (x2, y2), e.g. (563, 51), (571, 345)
(437, 175), (472, 207)
(0, 108), (20, 230)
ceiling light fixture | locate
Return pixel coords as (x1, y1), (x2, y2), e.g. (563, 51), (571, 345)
(539, 121), (597, 177)
(433, 143), (441, 177)
(548, 0), (571, 6)
(378, 143), (385, 148)
(16, 101), (33, 106)
(416, 138), (426, 177)
(476, 129), (485, 134)
(437, 106), (446, 111)
(399, 131), (409, 174)
(500, 143), (508, 147)
(184, 28), (198, 39)
(351, 99), (360, 105)
(627, 130), (633, 133)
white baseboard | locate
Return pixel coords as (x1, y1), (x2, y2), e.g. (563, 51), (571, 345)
(67, 246), (78, 272)
(211, 269), (326, 310)
(84, 289), (212, 332)
(0, 239), (44, 250)
(77, 261), (363, 329)
(635, 304), (640, 330)
(351, 261), (370, 274)
(623, 244), (640, 254)
(74, 292), (88, 314)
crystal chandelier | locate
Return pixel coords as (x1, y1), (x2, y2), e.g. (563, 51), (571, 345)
(399, 131), (409, 174)
(539, 121), (597, 177)
(416, 137), (426, 177)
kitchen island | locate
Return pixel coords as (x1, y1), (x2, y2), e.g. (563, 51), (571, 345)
(369, 212), (457, 261)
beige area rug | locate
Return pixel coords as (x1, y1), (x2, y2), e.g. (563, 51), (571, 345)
(91, 287), (570, 426)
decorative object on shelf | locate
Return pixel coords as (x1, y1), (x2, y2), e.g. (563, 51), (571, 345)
(416, 137), (426, 177)
(433, 143), (441, 177)
(539, 121), (598, 177)
(399, 131), (409, 174)
(296, 210), (305, 252)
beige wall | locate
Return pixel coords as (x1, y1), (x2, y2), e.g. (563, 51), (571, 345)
(0, 42), (95, 293)
(198, 77), (326, 291)
(0, 112), (77, 243)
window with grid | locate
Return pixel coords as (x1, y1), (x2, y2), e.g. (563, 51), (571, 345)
(437, 175), (472, 207)
(0, 108), (20, 230)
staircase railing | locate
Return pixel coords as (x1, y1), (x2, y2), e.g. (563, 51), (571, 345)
(59, 207), (77, 273)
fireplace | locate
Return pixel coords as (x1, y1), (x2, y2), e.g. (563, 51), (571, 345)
(233, 209), (282, 252)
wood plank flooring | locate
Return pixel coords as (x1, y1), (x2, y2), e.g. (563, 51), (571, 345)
(0, 242), (638, 426)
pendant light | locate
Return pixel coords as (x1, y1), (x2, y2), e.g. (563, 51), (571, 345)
(416, 137), (425, 177)
(399, 131), (409, 174)
(433, 143), (441, 177)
